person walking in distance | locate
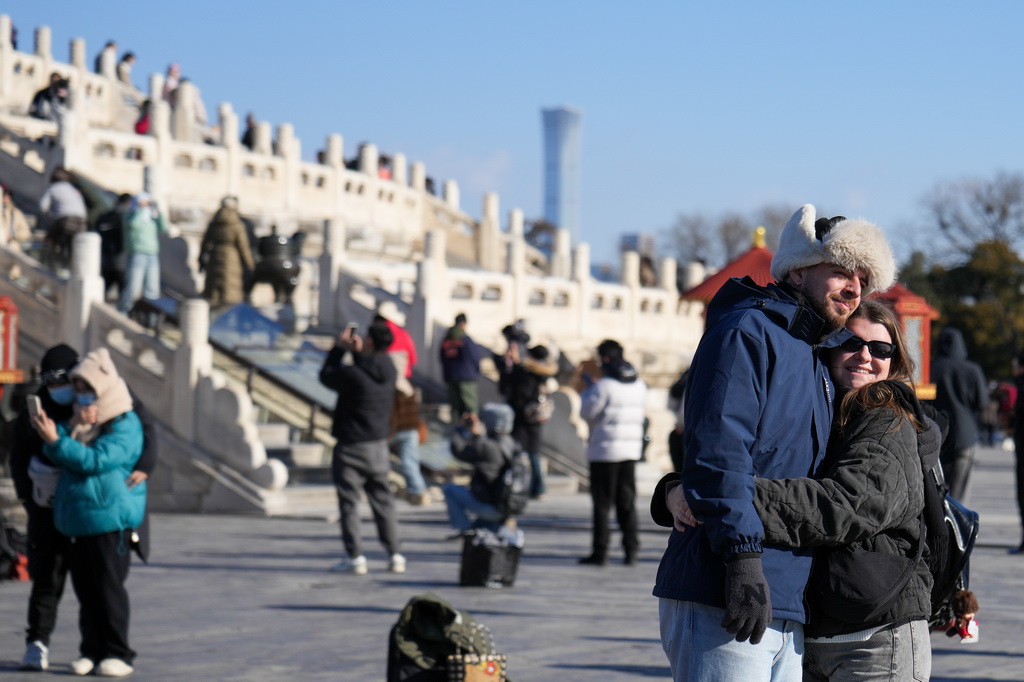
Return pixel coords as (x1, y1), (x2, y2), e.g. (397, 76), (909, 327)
(931, 327), (987, 502)
(653, 204), (895, 681)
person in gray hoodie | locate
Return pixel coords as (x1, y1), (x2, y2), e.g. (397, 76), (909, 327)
(931, 327), (987, 502)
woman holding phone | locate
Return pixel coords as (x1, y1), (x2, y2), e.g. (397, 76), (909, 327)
(30, 348), (145, 678)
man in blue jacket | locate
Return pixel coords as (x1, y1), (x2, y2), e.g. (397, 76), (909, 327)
(440, 313), (482, 417)
(654, 204), (896, 681)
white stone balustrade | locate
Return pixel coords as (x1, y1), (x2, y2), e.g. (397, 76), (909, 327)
(0, 231), (287, 514)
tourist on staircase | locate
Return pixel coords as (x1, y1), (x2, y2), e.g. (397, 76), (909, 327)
(91, 193), (131, 301)
(28, 73), (69, 124)
(117, 191), (168, 315)
(198, 196), (255, 310)
(38, 167), (87, 273)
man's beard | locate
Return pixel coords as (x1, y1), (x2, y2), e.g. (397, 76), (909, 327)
(805, 294), (852, 333)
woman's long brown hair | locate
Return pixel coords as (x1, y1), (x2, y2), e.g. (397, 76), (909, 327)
(835, 299), (923, 434)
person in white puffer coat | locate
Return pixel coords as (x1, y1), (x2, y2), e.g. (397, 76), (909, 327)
(578, 339), (647, 567)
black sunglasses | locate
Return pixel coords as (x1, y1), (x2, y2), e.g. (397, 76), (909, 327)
(839, 335), (896, 359)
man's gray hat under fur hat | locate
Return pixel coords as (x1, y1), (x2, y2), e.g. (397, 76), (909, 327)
(770, 204), (896, 296)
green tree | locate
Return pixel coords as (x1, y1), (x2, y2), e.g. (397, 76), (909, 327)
(924, 240), (1024, 378)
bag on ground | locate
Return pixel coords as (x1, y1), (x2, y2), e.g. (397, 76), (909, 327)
(460, 527), (524, 589)
(387, 593), (505, 681)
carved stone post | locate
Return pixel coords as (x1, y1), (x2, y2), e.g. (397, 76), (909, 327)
(63, 232), (104, 351)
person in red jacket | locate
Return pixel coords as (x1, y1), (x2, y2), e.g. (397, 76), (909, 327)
(375, 301), (416, 379)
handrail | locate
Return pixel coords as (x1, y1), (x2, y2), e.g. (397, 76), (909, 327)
(133, 296), (332, 442)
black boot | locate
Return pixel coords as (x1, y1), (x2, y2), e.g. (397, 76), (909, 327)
(578, 553), (606, 566)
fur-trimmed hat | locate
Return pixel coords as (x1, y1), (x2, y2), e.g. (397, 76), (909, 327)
(770, 204), (895, 295)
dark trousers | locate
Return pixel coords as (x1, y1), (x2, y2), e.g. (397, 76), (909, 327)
(941, 445), (976, 502)
(1015, 435), (1024, 544)
(514, 420), (545, 497)
(332, 441), (400, 558)
(448, 381), (479, 417)
(25, 503), (72, 645)
(588, 460), (639, 559)
(70, 531), (134, 663)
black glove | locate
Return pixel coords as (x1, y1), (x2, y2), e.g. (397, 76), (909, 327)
(721, 554), (772, 645)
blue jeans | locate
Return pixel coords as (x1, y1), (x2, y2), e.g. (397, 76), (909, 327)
(442, 483), (503, 532)
(118, 253), (160, 313)
(393, 429), (426, 496)
(804, 620), (931, 682)
(659, 599), (804, 682)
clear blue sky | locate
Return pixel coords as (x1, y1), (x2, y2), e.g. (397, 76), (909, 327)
(6, 2), (1024, 266)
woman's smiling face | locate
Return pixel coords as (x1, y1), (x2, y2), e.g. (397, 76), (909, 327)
(831, 317), (893, 390)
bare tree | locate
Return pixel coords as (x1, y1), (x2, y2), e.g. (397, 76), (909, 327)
(664, 204), (795, 269)
(719, 212), (752, 263)
(665, 212), (714, 265)
(925, 172), (1024, 254)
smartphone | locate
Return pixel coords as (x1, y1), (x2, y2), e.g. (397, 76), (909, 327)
(26, 394), (42, 418)
(346, 322), (359, 335)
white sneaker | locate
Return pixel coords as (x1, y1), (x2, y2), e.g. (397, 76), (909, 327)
(70, 657), (95, 676)
(330, 555), (367, 574)
(20, 641), (48, 671)
(389, 553), (407, 573)
(96, 658), (134, 677)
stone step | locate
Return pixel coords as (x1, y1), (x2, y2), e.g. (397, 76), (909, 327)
(275, 484), (338, 520)
(256, 423), (292, 447)
(267, 442), (328, 467)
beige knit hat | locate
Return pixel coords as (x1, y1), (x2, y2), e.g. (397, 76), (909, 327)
(769, 204), (896, 295)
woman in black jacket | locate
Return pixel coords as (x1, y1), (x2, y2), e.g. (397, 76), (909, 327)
(753, 300), (935, 679)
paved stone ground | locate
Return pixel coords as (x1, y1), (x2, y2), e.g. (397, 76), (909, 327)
(0, 444), (1020, 680)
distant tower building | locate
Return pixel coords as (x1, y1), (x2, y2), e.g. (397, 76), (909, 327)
(620, 233), (657, 258)
(542, 106), (582, 244)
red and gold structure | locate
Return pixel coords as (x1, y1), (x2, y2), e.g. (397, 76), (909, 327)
(0, 297), (26, 391)
(871, 284), (941, 400)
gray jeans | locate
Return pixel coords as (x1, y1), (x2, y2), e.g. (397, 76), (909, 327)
(804, 620), (931, 681)
(332, 440), (400, 558)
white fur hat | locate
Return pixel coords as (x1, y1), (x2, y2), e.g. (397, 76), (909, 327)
(770, 204), (896, 295)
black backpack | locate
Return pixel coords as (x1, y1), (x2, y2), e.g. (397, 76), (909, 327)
(489, 440), (531, 518)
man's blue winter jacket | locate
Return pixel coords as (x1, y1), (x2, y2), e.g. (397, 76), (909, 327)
(653, 276), (849, 623)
